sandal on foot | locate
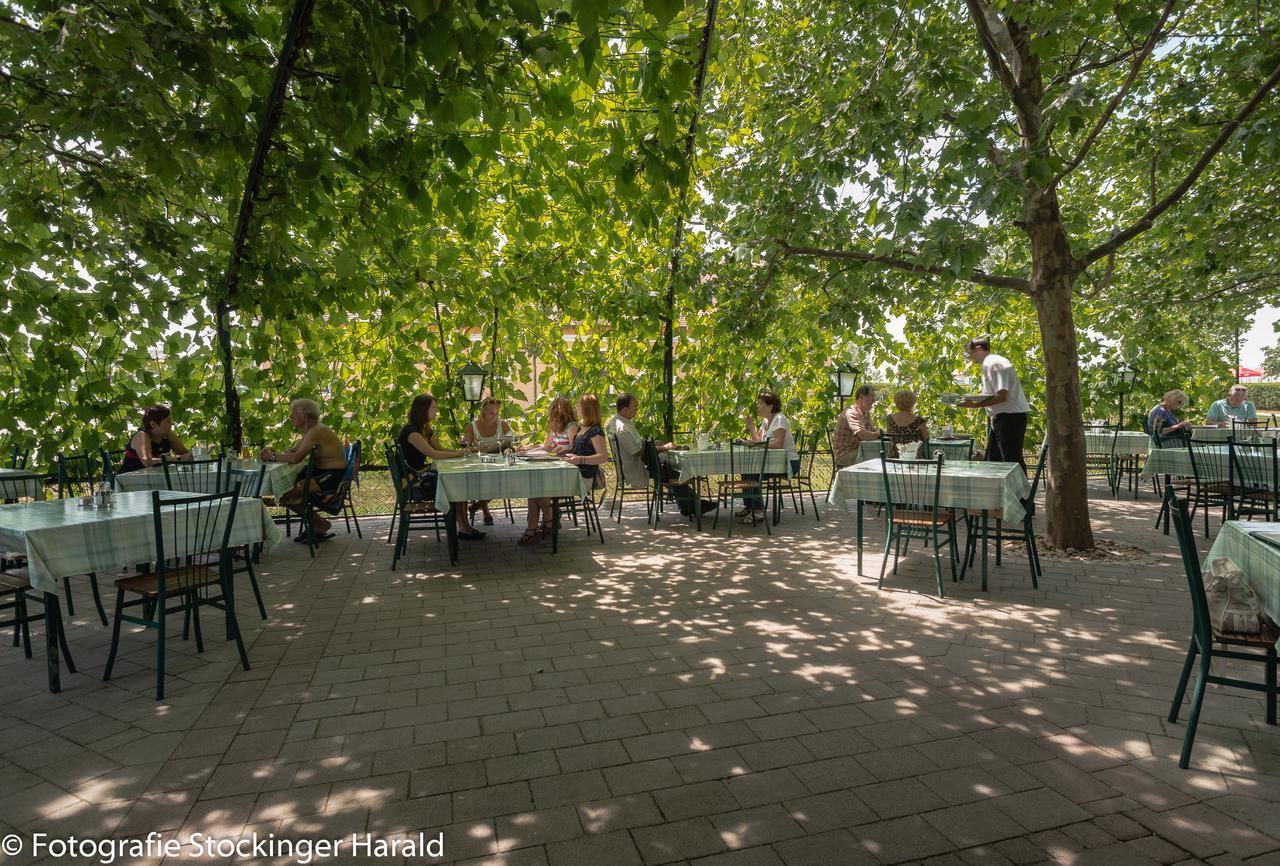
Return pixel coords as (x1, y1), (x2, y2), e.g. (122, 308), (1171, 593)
(482, 513), (495, 526)
(518, 528), (540, 546)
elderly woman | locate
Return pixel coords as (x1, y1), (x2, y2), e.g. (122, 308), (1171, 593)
(884, 390), (929, 456)
(737, 390), (800, 524)
(1146, 390), (1193, 446)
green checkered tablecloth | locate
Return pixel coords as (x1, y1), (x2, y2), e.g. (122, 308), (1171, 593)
(1204, 521), (1280, 628)
(114, 460), (304, 499)
(0, 468), (45, 501)
(855, 440), (883, 464)
(1084, 430), (1152, 457)
(1141, 445), (1238, 480)
(0, 491), (280, 597)
(433, 457), (588, 511)
(661, 447), (793, 483)
(827, 459), (1030, 524)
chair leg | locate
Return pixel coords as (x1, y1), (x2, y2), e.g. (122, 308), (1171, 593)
(88, 573), (108, 627)
(932, 528), (944, 598)
(994, 521), (1002, 566)
(190, 591), (204, 655)
(243, 549), (267, 620)
(1178, 652), (1213, 769)
(1268, 648), (1277, 727)
(1168, 640), (1197, 723)
(155, 597), (167, 701)
(102, 590), (125, 681)
(16, 593), (31, 658)
(53, 602), (75, 674)
(387, 508), (398, 544)
(63, 577), (75, 616)
(877, 526), (892, 589)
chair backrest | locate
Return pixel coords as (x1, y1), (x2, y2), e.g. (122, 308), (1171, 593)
(163, 457), (225, 494)
(1165, 484), (1212, 653)
(152, 489), (239, 595)
(608, 433), (628, 486)
(329, 440), (362, 509)
(1083, 424), (1119, 456)
(1228, 437), (1278, 508)
(298, 445), (320, 501)
(795, 431), (819, 478)
(641, 438), (664, 488)
(99, 448), (125, 485)
(1185, 436), (1226, 485)
(385, 443), (409, 506)
(727, 439), (772, 482)
(227, 465), (267, 498)
(0, 472), (43, 503)
(924, 437), (974, 462)
(1233, 417), (1269, 433)
(1023, 441), (1049, 515)
(877, 432), (897, 460)
(879, 454), (943, 516)
(56, 453), (97, 499)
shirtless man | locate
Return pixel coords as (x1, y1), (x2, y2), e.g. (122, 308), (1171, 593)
(261, 398), (348, 542)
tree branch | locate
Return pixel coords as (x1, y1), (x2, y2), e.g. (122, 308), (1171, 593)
(777, 240), (1031, 293)
(1080, 58), (1280, 270)
(963, 0), (1018, 97)
(1052, 0), (1176, 186)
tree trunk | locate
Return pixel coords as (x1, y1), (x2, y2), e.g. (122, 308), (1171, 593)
(1033, 271), (1095, 549)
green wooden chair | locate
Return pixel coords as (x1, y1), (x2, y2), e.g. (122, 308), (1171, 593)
(387, 444), (443, 570)
(606, 432), (654, 524)
(103, 489), (249, 700)
(1164, 484), (1278, 768)
(52, 452), (107, 624)
(163, 457), (224, 494)
(1227, 437), (1279, 522)
(713, 440), (772, 538)
(878, 454), (959, 597)
(963, 441), (1047, 588)
(226, 465), (269, 620)
(1083, 423), (1120, 497)
(923, 437), (975, 462)
(642, 437), (685, 528)
(778, 431), (822, 521)
(1185, 436), (1231, 537)
(55, 452), (96, 499)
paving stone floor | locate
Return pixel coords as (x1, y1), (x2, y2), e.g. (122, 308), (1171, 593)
(2, 480), (1280, 865)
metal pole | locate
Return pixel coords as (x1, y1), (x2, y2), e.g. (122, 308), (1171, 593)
(1118, 391), (1125, 431)
(1236, 327), (1242, 383)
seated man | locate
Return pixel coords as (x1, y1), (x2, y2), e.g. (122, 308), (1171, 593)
(832, 385), (881, 467)
(261, 398), (349, 543)
(1206, 384), (1258, 428)
(607, 393), (715, 516)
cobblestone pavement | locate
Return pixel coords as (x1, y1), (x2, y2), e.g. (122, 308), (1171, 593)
(1, 480), (1279, 865)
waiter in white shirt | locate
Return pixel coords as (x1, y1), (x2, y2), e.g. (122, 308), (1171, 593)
(959, 337), (1030, 474)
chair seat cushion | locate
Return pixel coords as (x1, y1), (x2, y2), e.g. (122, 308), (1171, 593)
(115, 565), (221, 597)
(0, 572), (31, 593)
(892, 509), (956, 526)
(1214, 612), (1280, 646)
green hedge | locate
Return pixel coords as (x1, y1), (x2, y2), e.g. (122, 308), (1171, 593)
(1243, 382), (1280, 411)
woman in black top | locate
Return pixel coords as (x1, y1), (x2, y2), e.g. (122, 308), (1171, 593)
(120, 405), (191, 473)
(397, 394), (484, 540)
(564, 394), (609, 480)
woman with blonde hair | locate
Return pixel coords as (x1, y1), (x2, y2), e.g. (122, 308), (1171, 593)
(519, 397), (581, 543)
(1147, 389), (1192, 446)
(462, 396), (515, 525)
(883, 390), (928, 456)
(519, 394), (608, 546)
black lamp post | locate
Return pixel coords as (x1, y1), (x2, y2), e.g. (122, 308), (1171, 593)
(832, 364), (861, 411)
(1109, 362), (1137, 429)
(459, 361), (487, 417)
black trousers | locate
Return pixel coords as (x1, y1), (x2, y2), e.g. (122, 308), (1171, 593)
(986, 412), (1028, 475)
